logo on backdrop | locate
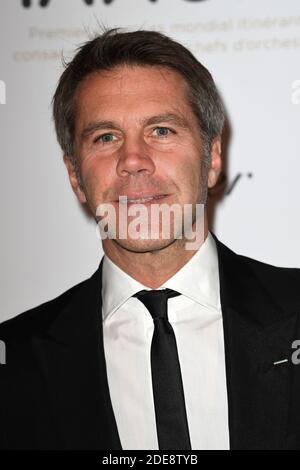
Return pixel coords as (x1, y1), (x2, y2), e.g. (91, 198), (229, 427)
(226, 172), (253, 196)
(21, 0), (208, 7)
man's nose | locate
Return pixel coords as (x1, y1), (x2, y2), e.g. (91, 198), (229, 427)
(116, 135), (155, 178)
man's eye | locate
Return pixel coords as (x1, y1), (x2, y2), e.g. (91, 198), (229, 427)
(153, 127), (173, 138)
(95, 133), (117, 144)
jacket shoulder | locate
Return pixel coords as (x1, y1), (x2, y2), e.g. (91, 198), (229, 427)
(216, 236), (300, 312)
(216, 234), (300, 277)
(236, 250), (300, 283)
(0, 275), (93, 341)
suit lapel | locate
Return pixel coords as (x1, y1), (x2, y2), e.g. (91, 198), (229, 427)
(31, 258), (122, 449)
(213, 233), (298, 449)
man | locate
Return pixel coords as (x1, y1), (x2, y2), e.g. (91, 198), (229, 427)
(1, 27), (300, 451)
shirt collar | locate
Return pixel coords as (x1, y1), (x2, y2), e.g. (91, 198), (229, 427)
(101, 231), (220, 321)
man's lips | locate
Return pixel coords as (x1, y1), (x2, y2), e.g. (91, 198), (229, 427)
(114, 194), (170, 203)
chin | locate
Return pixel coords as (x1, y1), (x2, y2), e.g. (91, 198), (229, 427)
(112, 237), (177, 254)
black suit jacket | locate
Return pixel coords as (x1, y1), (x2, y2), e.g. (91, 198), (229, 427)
(1, 233), (300, 450)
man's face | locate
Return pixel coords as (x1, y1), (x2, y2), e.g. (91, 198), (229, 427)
(65, 65), (221, 253)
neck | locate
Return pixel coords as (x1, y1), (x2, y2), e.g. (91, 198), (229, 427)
(101, 218), (209, 289)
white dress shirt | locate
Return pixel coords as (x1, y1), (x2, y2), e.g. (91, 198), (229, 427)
(101, 231), (229, 450)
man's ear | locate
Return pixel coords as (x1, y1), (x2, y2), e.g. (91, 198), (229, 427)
(63, 155), (87, 204)
(207, 136), (222, 189)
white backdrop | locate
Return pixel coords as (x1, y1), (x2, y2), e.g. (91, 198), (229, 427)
(1, 0), (300, 322)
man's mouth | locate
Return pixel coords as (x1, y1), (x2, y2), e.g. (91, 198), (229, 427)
(116, 194), (169, 204)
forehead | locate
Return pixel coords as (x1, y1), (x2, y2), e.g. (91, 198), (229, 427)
(74, 65), (192, 120)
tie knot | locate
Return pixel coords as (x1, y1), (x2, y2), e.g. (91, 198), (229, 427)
(133, 288), (181, 320)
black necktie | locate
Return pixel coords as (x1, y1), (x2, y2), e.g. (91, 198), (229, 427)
(133, 288), (192, 450)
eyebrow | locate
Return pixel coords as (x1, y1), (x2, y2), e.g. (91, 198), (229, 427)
(79, 113), (191, 142)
